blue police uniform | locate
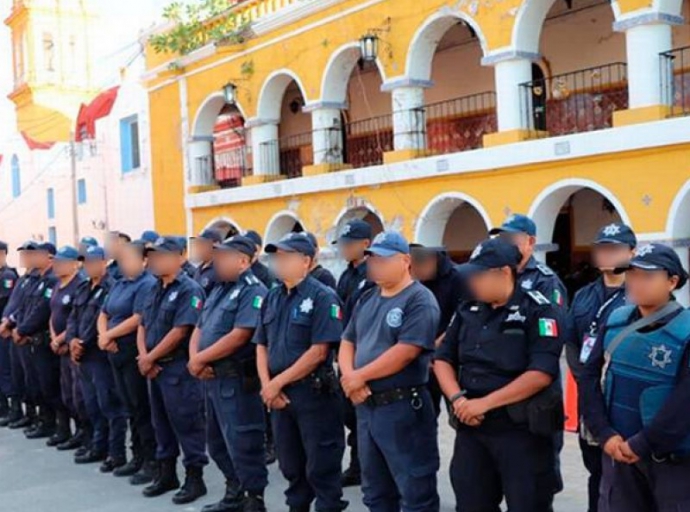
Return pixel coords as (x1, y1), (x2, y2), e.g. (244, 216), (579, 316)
(436, 238), (564, 512)
(68, 273), (128, 465)
(141, 272), (208, 470)
(102, 270), (157, 467)
(193, 262), (217, 296)
(581, 243), (690, 512)
(254, 266), (346, 511)
(107, 260), (123, 281)
(310, 265), (336, 290)
(0, 263), (19, 408)
(251, 261), (277, 289)
(182, 260), (197, 278)
(198, 265), (268, 505)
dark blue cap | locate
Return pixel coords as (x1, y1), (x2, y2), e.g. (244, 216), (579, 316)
(193, 229), (223, 244)
(490, 214), (537, 237)
(245, 230), (263, 247)
(140, 230), (160, 244)
(80, 236), (98, 247)
(334, 220), (373, 244)
(54, 246), (80, 262)
(365, 231), (409, 257)
(594, 223), (637, 248)
(18, 240), (38, 251)
(215, 235), (256, 258)
(305, 232), (318, 248)
(615, 243), (688, 288)
(266, 232), (315, 257)
(79, 245), (106, 261)
(0, 241), (8, 252)
(37, 242), (56, 255)
(176, 236), (188, 250)
(146, 236), (184, 255)
(458, 238), (522, 275)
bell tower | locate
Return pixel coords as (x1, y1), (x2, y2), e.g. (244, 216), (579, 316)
(4, 0), (98, 143)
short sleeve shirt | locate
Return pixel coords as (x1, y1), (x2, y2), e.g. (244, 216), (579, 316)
(193, 262), (217, 296)
(50, 274), (86, 335)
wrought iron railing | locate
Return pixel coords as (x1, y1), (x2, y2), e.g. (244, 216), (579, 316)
(660, 46), (690, 116)
(193, 155), (215, 186)
(520, 63), (628, 136)
(214, 146), (252, 188)
(277, 132), (313, 179)
(344, 114), (393, 168)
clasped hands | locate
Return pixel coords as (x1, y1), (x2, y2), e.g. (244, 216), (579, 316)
(603, 435), (640, 465)
(452, 396), (488, 427)
(340, 370), (372, 406)
(260, 376), (290, 411)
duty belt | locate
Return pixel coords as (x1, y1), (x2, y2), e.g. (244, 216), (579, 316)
(212, 358), (242, 378)
(365, 386), (424, 409)
(157, 347), (188, 364)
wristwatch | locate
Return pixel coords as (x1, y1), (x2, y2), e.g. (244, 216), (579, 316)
(449, 390), (467, 403)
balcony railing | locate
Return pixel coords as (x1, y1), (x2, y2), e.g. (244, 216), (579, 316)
(426, 92), (497, 154)
(345, 115), (393, 168)
(660, 46), (690, 116)
(278, 132), (313, 179)
(214, 146), (252, 188)
(520, 63), (628, 137)
(194, 155), (215, 186)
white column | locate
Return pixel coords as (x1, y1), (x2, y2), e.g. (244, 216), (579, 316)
(391, 86), (427, 151)
(624, 23), (672, 107)
(309, 106), (344, 165)
(675, 246), (690, 306)
(248, 119), (279, 176)
(493, 57), (533, 131)
(187, 138), (213, 186)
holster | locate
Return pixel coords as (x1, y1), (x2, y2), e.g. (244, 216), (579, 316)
(29, 331), (50, 347)
(506, 385), (564, 437)
(308, 366), (338, 395)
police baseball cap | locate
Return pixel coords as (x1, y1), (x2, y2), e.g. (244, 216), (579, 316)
(305, 232), (319, 249)
(615, 243), (688, 288)
(78, 246), (106, 261)
(266, 232), (316, 257)
(175, 236), (188, 250)
(146, 236), (184, 255)
(36, 242), (57, 255)
(214, 235), (256, 258)
(140, 230), (160, 244)
(18, 241), (38, 251)
(0, 241), (8, 253)
(410, 243), (445, 259)
(594, 223), (637, 248)
(192, 229), (223, 244)
(458, 238), (522, 275)
(245, 230), (263, 247)
(365, 231), (409, 257)
(334, 220), (373, 245)
(80, 236), (99, 247)
(490, 214), (537, 237)
(54, 246), (80, 262)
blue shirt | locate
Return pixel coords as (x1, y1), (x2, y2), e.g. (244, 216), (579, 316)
(0, 265), (18, 315)
(182, 260), (196, 278)
(252, 261), (277, 289)
(17, 269), (58, 337)
(336, 260), (374, 325)
(141, 272), (204, 352)
(50, 274), (86, 336)
(4, 270), (39, 326)
(253, 276), (342, 376)
(310, 265), (336, 290)
(107, 260), (122, 281)
(66, 276), (114, 350)
(519, 256), (568, 308)
(343, 281), (440, 392)
(198, 270), (267, 359)
(193, 262), (217, 296)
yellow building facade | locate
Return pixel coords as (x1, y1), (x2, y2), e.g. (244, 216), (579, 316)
(144, 0), (690, 300)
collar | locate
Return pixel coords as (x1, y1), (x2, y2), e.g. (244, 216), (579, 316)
(280, 276), (312, 297)
(158, 271), (185, 288)
(522, 256), (538, 272)
(348, 260), (367, 276)
(122, 270), (148, 284)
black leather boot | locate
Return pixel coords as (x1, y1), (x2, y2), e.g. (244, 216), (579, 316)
(142, 458), (179, 497)
(242, 493), (267, 512)
(201, 480), (243, 512)
(172, 466), (207, 505)
(0, 397), (22, 427)
(9, 403), (35, 429)
(74, 449), (107, 464)
(47, 410), (71, 447)
(114, 453), (143, 477)
(100, 456), (127, 473)
(130, 459), (158, 486)
(57, 428), (85, 451)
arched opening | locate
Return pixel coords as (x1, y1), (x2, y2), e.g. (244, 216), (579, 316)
(530, 183), (628, 296)
(264, 212), (305, 244)
(518, 0), (627, 135)
(203, 217), (241, 240)
(408, 13), (497, 155)
(190, 93), (248, 189)
(665, 3), (690, 113)
(334, 206), (385, 241)
(415, 193), (490, 262)
(667, 180), (690, 304)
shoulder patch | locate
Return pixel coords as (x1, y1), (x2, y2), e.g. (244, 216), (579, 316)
(536, 263), (554, 276)
(527, 290), (551, 306)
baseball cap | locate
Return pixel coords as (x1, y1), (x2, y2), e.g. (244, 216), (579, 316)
(80, 236), (99, 247)
(140, 230), (160, 244)
(79, 246), (106, 261)
(18, 241), (38, 251)
(245, 230), (263, 247)
(215, 235), (257, 258)
(490, 214), (537, 237)
(36, 242), (57, 255)
(176, 236), (188, 250)
(615, 243), (688, 288)
(0, 241), (8, 253)
(305, 232), (319, 249)
(192, 229), (223, 244)
(265, 232), (316, 257)
(333, 220), (373, 245)
(594, 223), (637, 248)
(146, 236), (184, 255)
(54, 246), (80, 262)
(365, 231), (409, 257)
(458, 238), (522, 275)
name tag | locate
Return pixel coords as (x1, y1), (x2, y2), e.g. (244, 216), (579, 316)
(580, 334), (597, 364)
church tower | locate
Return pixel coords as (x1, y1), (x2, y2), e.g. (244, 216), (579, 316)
(4, 0), (99, 143)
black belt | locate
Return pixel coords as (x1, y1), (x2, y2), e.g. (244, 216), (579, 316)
(157, 347), (188, 364)
(365, 386), (424, 408)
(212, 358), (242, 378)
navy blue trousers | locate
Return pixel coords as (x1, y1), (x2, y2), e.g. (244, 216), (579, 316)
(8, 341), (24, 400)
(272, 382), (345, 511)
(16, 343), (39, 405)
(206, 376), (267, 493)
(0, 336), (16, 397)
(27, 341), (63, 415)
(357, 388), (440, 512)
(148, 358), (207, 468)
(60, 355), (86, 421)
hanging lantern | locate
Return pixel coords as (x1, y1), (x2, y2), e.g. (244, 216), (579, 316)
(359, 33), (379, 62)
(222, 82), (237, 105)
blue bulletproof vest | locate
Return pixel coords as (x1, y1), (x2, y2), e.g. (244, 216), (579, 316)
(603, 305), (690, 455)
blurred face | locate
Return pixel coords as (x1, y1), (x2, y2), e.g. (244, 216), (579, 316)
(272, 250), (311, 282)
(119, 245), (146, 278)
(410, 252), (437, 281)
(0, 251), (7, 267)
(106, 234), (125, 258)
(84, 259), (107, 279)
(18, 251), (33, 269)
(592, 244), (634, 273)
(339, 239), (370, 263)
(625, 268), (679, 308)
(33, 250), (52, 269)
(499, 232), (534, 262)
(148, 252), (182, 277)
(53, 260), (79, 279)
(468, 267), (514, 303)
(191, 238), (214, 263)
(367, 253), (411, 287)
(215, 250), (251, 281)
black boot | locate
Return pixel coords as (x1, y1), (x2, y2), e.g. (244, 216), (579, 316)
(242, 493), (267, 512)
(130, 459), (158, 486)
(9, 404), (35, 429)
(172, 466), (207, 505)
(0, 397), (22, 427)
(74, 449), (107, 464)
(114, 453), (143, 477)
(142, 458), (179, 497)
(47, 410), (71, 447)
(57, 429), (85, 451)
(100, 456), (127, 473)
(25, 421), (55, 439)
(341, 448), (361, 487)
(201, 480), (243, 512)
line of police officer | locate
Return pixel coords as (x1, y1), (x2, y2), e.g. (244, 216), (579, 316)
(0, 213), (689, 512)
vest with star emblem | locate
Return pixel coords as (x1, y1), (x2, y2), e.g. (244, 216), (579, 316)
(603, 305), (690, 454)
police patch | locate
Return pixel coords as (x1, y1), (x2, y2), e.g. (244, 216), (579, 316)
(169, 291), (179, 302)
(43, 288), (52, 299)
(386, 307), (404, 328)
(252, 296), (263, 310)
(229, 289), (240, 301)
(299, 297), (314, 314)
(62, 294), (71, 305)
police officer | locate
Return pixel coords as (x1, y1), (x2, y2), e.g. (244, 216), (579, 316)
(245, 230), (277, 289)
(434, 238), (564, 512)
(581, 243), (690, 511)
(106, 231), (132, 281)
(177, 236), (197, 278)
(189, 235), (268, 512)
(254, 232), (347, 512)
(191, 229), (222, 295)
(79, 236), (99, 255)
(98, 242), (158, 484)
(69, 246), (128, 472)
(410, 243), (469, 415)
(0, 240), (19, 426)
(305, 232), (336, 290)
(334, 219), (375, 487)
(138, 236), (208, 504)
(49, 246), (87, 449)
(340, 231), (441, 512)
(14, 242), (63, 440)
(140, 230), (160, 247)
(565, 223), (636, 512)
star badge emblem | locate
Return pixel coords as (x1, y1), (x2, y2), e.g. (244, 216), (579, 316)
(300, 297), (314, 314)
(637, 244), (655, 257)
(602, 224), (621, 237)
(521, 279), (534, 290)
(649, 344), (673, 369)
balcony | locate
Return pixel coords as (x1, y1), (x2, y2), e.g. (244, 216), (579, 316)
(660, 46), (690, 117)
(520, 63), (629, 137)
(345, 115), (393, 169)
(215, 146), (252, 188)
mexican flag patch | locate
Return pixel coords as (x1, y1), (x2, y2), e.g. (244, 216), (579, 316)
(552, 289), (564, 306)
(44, 288), (53, 299)
(191, 296), (203, 310)
(330, 304), (342, 320)
(252, 296), (263, 310)
(538, 318), (559, 337)
(3, 279), (13, 289)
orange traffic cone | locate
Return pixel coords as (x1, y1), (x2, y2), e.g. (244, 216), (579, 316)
(564, 369), (578, 433)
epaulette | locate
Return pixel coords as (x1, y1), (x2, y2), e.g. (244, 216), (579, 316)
(244, 275), (259, 286)
(527, 290), (551, 306)
(536, 263), (554, 276)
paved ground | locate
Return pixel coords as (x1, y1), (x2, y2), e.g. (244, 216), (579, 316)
(0, 418), (589, 512)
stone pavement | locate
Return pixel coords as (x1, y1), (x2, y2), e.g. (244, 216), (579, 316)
(0, 419), (589, 512)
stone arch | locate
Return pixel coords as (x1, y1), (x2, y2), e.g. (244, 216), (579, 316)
(330, 204), (385, 243)
(264, 210), (304, 244)
(256, 69), (309, 121)
(667, 179), (690, 304)
(203, 216), (241, 239)
(192, 92), (247, 139)
(319, 42), (388, 105)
